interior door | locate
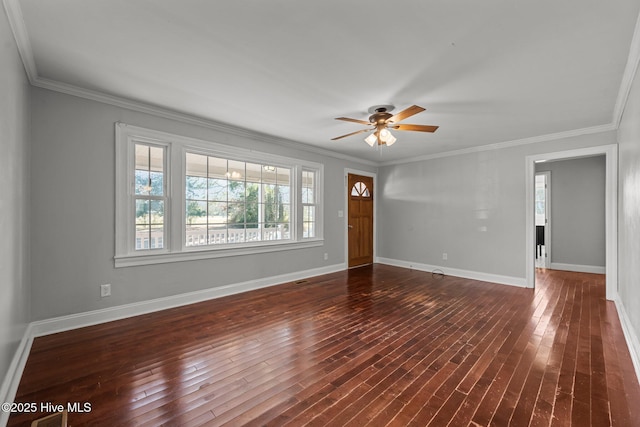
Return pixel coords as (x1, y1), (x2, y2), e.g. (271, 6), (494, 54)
(348, 174), (374, 268)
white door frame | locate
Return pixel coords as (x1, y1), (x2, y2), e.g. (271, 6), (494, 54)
(525, 144), (618, 300)
(344, 168), (377, 266)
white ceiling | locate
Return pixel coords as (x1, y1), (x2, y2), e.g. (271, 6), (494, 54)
(11, 0), (640, 164)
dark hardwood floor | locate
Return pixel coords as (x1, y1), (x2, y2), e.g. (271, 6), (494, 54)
(8, 265), (640, 426)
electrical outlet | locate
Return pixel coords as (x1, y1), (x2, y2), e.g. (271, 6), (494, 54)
(442, 253), (448, 260)
(100, 284), (111, 298)
(324, 253), (328, 260)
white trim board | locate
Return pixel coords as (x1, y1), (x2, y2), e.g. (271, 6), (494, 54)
(378, 124), (616, 167)
(376, 257), (527, 288)
(549, 263), (606, 275)
(0, 324), (34, 427)
(525, 144), (618, 300)
(614, 294), (640, 385)
(0, 262), (345, 419)
(2, 262), (638, 422)
(31, 263), (346, 337)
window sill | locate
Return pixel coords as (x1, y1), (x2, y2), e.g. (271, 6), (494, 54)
(114, 238), (324, 268)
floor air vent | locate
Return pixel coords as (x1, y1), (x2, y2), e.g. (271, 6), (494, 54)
(31, 411), (67, 427)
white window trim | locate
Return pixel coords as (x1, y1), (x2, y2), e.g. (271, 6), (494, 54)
(115, 123), (323, 267)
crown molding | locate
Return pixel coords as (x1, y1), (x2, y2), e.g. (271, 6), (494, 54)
(4, 0), (639, 167)
(2, 0), (37, 84)
(2, 0), (376, 167)
(613, 6), (640, 128)
(378, 123), (617, 167)
(31, 77), (379, 167)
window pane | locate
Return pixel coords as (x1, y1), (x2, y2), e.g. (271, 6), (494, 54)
(303, 206), (315, 222)
(263, 183), (276, 204)
(135, 144), (149, 170)
(305, 187), (315, 204)
(228, 228), (245, 243)
(207, 225), (227, 244)
(149, 146), (163, 172)
(262, 166), (277, 184)
(149, 171), (164, 196)
(186, 224), (207, 246)
(150, 200), (164, 224)
(136, 199), (149, 224)
(208, 178), (227, 201)
(277, 168), (291, 185)
(246, 201), (259, 223)
(186, 200), (207, 225)
(278, 204), (290, 222)
(228, 160), (244, 180)
(150, 226), (164, 248)
(263, 224), (279, 240)
(186, 153), (207, 177)
(228, 181), (245, 202)
(228, 203), (245, 224)
(303, 222), (315, 238)
(135, 170), (151, 195)
(246, 182), (259, 202)
(246, 224), (260, 242)
(282, 223), (291, 239)
(264, 204), (277, 222)
(208, 157), (227, 179)
(246, 163), (262, 183)
(135, 225), (149, 250)
(208, 202), (227, 224)
(278, 185), (290, 204)
(180, 152), (298, 248)
(351, 181), (370, 197)
(186, 176), (207, 200)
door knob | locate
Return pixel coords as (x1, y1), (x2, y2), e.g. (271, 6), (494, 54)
(348, 225), (353, 229)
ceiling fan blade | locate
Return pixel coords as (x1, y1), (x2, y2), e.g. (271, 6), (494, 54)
(392, 124), (439, 133)
(335, 117), (371, 125)
(388, 105), (426, 123)
(331, 129), (371, 140)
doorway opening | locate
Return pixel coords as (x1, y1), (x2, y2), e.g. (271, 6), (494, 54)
(534, 171), (551, 269)
(525, 144), (617, 300)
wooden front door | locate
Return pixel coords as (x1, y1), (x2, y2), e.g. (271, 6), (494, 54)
(348, 174), (374, 268)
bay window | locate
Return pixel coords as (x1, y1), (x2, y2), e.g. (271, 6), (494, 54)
(115, 123), (323, 267)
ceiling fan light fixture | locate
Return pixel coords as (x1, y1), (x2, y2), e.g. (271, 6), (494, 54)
(385, 134), (397, 146)
(379, 128), (391, 142)
(364, 133), (377, 147)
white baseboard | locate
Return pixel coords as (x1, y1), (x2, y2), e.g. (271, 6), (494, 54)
(549, 263), (606, 274)
(0, 324), (34, 427)
(0, 263), (345, 422)
(375, 257), (527, 288)
(32, 263), (346, 337)
(614, 293), (640, 384)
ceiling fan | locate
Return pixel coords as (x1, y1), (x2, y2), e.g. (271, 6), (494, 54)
(331, 104), (438, 147)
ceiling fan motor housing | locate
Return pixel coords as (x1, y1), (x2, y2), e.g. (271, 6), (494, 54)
(369, 111), (393, 125)
(367, 104), (395, 126)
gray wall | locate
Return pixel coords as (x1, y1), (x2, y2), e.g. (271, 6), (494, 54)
(377, 131), (616, 280)
(29, 88), (376, 320)
(536, 156), (605, 268)
(0, 7), (31, 389)
(618, 57), (640, 355)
